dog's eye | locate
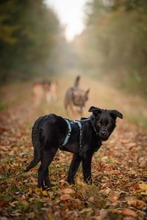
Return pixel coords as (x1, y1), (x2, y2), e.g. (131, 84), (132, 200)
(97, 122), (101, 127)
(107, 122), (111, 127)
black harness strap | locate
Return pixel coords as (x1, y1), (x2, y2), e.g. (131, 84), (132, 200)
(75, 120), (82, 151)
(61, 119), (72, 147)
(61, 119), (82, 152)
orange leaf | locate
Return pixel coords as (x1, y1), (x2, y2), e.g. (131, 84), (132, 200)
(42, 190), (49, 196)
(139, 183), (147, 191)
(128, 199), (147, 209)
(60, 188), (75, 194)
(60, 194), (73, 201)
(21, 200), (28, 205)
(121, 208), (137, 217)
(109, 195), (119, 203)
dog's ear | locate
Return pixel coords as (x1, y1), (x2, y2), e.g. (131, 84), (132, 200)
(81, 117), (87, 120)
(88, 106), (102, 116)
(110, 110), (123, 119)
(85, 89), (90, 96)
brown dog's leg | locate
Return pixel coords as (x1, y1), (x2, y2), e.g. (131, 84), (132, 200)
(67, 154), (82, 184)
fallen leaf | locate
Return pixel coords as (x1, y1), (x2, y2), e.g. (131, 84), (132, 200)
(121, 208), (137, 217)
(139, 183), (147, 191)
(60, 194), (73, 201)
(60, 188), (75, 194)
(88, 196), (95, 202)
(42, 190), (49, 196)
(127, 199), (147, 209)
(48, 213), (53, 220)
(108, 192), (120, 203)
(28, 188), (33, 194)
(21, 199), (28, 205)
(126, 142), (136, 147)
(122, 177), (130, 181)
(27, 212), (35, 219)
(0, 199), (9, 211)
(80, 208), (93, 214)
(109, 208), (137, 218)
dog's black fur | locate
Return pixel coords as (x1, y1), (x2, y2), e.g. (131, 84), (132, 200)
(25, 106), (123, 189)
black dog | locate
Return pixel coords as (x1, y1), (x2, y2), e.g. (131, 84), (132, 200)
(25, 106), (123, 189)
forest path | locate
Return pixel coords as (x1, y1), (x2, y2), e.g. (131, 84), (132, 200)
(0, 74), (147, 220)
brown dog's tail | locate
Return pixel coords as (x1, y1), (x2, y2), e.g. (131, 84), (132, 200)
(74, 76), (80, 88)
(25, 122), (42, 172)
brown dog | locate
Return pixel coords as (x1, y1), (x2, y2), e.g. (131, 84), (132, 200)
(32, 80), (57, 105)
(64, 76), (90, 116)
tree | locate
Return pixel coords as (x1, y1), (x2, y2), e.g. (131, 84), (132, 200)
(0, 0), (62, 83)
(80, 0), (147, 96)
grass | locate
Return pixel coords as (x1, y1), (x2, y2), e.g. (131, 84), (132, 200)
(126, 114), (147, 130)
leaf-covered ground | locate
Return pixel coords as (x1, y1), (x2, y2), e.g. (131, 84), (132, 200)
(0, 75), (147, 220)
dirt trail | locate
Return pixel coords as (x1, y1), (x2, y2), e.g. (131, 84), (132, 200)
(0, 75), (147, 220)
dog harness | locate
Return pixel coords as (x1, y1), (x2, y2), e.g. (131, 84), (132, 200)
(61, 115), (99, 151)
(61, 119), (82, 151)
(62, 119), (72, 146)
(74, 120), (82, 150)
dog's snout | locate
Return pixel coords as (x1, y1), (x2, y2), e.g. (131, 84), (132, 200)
(99, 130), (108, 140)
(100, 131), (107, 136)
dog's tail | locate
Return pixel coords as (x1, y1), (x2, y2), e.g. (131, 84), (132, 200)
(74, 76), (80, 88)
(25, 119), (42, 172)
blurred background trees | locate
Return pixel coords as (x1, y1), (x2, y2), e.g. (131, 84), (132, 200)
(0, 0), (64, 82)
(75, 0), (147, 97)
(0, 0), (147, 98)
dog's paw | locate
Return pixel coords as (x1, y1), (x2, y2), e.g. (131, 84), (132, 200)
(84, 179), (93, 185)
(45, 183), (55, 189)
(41, 184), (55, 190)
(67, 179), (75, 185)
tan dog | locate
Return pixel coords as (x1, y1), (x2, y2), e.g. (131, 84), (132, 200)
(64, 76), (90, 116)
(33, 80), (57, 106)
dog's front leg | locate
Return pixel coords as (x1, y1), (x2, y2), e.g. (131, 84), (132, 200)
(82, 152), (94, 184)
(67, 154), (82, 184)
(44, 167), (52, 187)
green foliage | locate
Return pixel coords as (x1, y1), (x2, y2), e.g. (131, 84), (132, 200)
(0, 0), (62, 83)
(82, 0), (147, 97)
